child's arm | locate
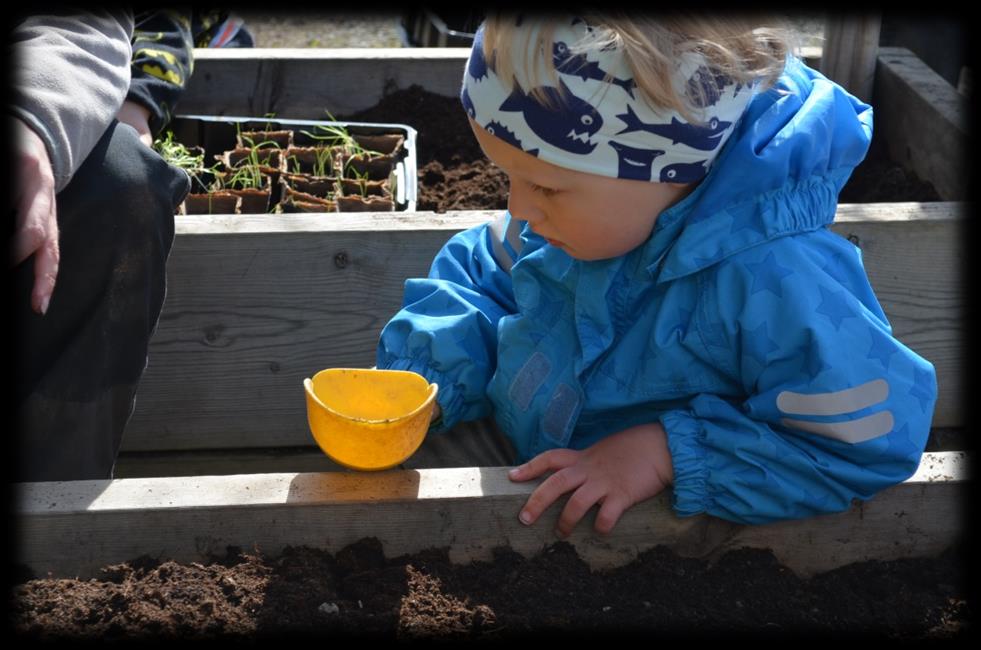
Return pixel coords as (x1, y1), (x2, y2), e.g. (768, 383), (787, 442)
(377, 212), (520, 432)
(660, 230), (938, 525)
(127, 11), (194, 139)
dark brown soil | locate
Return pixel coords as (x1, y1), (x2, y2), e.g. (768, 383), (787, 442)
(839, 136), (943, 203)
(343, 85), (942, 212)
(9, 538), (971, 641)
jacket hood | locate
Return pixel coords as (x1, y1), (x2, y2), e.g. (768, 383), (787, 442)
(650, 56), (873, 283)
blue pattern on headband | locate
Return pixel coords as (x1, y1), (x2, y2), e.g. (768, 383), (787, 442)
(608, 141), (665, 181)
(467, 28), (489, 81)
(485, 120), (540, 156)
(687, 66), (733, 108)
(553, 40), (636, 99)
(616, 107), (734, 151)
(660, 159), (710, 183)
(499, 80), (604, 155)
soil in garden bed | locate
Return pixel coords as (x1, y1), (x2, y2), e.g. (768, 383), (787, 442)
(342, 85), (942, 212)
(9, 537), (970, 641)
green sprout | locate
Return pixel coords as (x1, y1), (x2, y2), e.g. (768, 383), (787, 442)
(347, 167), (373, 197)
(221, 123), (281, 192)
(286, 148), (334, 177)
(152, 130), (217, 193)
(300, 110), (381, 157)
(222, 163), (264, 191)
(262, 112), (277, 132)
(313, 147), (334, 178)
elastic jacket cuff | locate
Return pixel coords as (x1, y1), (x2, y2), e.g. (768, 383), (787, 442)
(379, 358), (466, 435)
(660, 409), (710, 518)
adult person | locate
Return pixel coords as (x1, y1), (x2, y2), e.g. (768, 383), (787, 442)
(9, 10), (203, 482)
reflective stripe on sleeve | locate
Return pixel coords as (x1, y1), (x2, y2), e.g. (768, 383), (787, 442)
(777, 379), (889, 416)
(781, 410), (894, 444)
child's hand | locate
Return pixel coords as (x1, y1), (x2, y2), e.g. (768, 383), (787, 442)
(508, 422), (674, 537)
(115, 100), (153, 147)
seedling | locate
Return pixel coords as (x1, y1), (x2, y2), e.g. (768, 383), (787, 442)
(300, 111), (382, 158)
(152, 131), (218, 193)
(312, 147), (335, 178)
(262, 112), (277, 133)
(285, 148), (335, 178)
(221, 163), (265, 191)
(220, 124), (283, 191)
(347, 168), (373, 197)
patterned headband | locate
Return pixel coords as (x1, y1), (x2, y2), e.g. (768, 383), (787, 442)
(461, 16), (759, 183)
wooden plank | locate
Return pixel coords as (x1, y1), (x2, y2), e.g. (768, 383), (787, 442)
(798, 46), (822, 67)
(818, 14), (882, 101)
(180, 48), (472, 117)
(114, 447), (350, 478)
(873, 47), (968, 201)
(126, 212), (493, 452)
(830, 203), (964, 428)
(179, 47), (824, 119)
(125, 203), (964, 452)
(13, 452), (968, 581)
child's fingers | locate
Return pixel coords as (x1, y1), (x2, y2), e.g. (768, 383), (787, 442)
(593, 494), (629, 536)
(555, 483), (605, 538)
(508, 448), (579, 481)
(517, 466), (586, 527)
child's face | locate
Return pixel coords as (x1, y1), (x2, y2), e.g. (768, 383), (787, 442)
(470, 118), (696, 261)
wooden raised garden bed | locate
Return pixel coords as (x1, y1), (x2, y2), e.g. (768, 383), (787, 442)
(12, 46), (970, 640)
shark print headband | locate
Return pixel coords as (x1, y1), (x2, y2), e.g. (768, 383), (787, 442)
(461, 16), (759, 183)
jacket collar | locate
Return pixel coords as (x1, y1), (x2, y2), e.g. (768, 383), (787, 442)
(634, 57), (872, 283)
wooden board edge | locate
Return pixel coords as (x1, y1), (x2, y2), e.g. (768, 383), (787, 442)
(14, 452), (969, 580)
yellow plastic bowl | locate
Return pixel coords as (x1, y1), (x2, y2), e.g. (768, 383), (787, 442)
(303, 368), (438, 471)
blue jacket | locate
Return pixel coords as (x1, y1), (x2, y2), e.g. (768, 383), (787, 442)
(377, 57), (938, 525)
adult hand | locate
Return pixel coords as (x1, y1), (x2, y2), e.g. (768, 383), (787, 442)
(508, 422), (674, 537)
(10, 116), (59, 315)
(115, 100), (153, 147)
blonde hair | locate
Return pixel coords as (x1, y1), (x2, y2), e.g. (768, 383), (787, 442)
(482, 12), (799, 124)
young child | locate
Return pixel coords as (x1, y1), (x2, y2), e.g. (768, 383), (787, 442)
(376, 13), (938, 537)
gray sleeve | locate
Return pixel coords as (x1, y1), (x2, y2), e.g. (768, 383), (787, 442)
(9, 11), (135, 193)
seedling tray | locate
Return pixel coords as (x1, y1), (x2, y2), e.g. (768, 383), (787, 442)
(169, 114), (418, 212)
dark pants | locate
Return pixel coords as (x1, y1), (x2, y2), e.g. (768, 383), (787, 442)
(12, 121), (190, 482)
